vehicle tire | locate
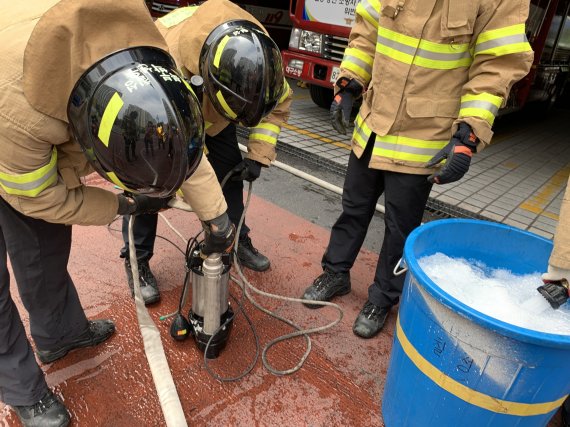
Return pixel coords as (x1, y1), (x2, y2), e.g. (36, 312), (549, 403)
(309, 84), (334, 109)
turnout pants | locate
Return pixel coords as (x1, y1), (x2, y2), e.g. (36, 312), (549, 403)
(322, 135), (432, 308)
(0, 198), (88, 406)
(122, 123), (249, 259)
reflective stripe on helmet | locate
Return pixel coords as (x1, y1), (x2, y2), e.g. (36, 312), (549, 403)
(213, 35), (232, 69)
(279, 80), (291, 103)
(459, 92), (503, 125)
(106, 171), (134, 193)
(98, 92), (124, 147)
(0, 149), (58, 197)
(474, 24), (532, 57)
(215, 90), (238, 119)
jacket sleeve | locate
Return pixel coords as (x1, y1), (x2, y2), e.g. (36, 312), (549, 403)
(0, 125), (118, 226)
(338, 0), (380, 89)
(179, 155), (227, 221)
(550, 176), (570, 270)
(246, 78), (293, 166)
(456, 0), (534, 148)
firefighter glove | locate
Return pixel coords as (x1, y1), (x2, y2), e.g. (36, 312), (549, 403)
(542, 264), (570, 284)
(231, 158), (263, 182)
(427, 122), (478, 185)
(330, 77), (363, 135)
(117, 193), (172, 216)
(201, 212), (236, 256)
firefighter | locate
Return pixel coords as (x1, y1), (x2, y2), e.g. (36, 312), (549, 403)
(301, 0), (534, 338)
(541, 175), (570, 427)
(120, 0), (293, 305)
(0, 1), (234, 425)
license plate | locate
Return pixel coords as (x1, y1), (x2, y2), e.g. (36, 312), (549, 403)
(330, 66), (341, 83)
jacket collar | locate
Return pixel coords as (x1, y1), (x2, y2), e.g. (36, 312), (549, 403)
(23, 0), (168, 122)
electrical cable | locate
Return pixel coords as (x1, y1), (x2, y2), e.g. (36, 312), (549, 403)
(110, 158), (345, 381)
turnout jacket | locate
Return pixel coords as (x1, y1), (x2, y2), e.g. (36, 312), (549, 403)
(155, 0), (293, 166)
(551, 177), (570, 270)
(340, 0), (534, 175)
(0, 0), (226, 225)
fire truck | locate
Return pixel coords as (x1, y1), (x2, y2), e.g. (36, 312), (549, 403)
(145, 0), (292, 49)
(282, 0), (570, 110)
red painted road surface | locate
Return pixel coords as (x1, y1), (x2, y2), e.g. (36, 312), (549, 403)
(0, 177), (565, 426)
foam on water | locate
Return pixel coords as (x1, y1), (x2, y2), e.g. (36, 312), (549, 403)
(418, 253), (570, 335)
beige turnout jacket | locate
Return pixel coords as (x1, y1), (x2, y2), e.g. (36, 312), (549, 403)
(0, 0), (226, 225)
(340, 0), (534, 175)
(551, 177), (570, 270)
(155, 0), (293, 166)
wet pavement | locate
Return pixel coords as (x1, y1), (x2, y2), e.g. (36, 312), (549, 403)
(1, 175), (392, 426)
(1, 169), (567, 425)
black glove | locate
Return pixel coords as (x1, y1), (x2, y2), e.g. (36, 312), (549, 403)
(330, 77), (363, 135)
(231, 158), (263, 182)
(427, 123), (478, 185)
(117, 193), (171, 216)
(200, 212), (236, 256)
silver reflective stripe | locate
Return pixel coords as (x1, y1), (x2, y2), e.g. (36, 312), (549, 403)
(360, 0), (380, 22)
(378, 34), (417, 56)
(251, 128), (279, 139)
(460, 100), (500, 116)
(343, 54), (373, 76)
(354, 122), (371, 142)
(416, 47), (471, 62)
(475, 34), (528, 54)
(0, 165), (57, 192)
(374, 141), (442, 156)
(377, 34), (471, 61)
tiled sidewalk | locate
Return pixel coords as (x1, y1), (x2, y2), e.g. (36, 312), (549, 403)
(275, 83), (570, 239)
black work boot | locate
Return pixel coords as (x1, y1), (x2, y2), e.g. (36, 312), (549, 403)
(302, 269), (351, 308)
(237, 235), (270, 272)
(125, 258), (160, 305)
(12, 390), (70, 427)
(36, 320), (115, 364)
(353, 300), (391, 338)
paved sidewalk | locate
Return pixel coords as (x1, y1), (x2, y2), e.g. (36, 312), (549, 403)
(274, 82), (570, 239)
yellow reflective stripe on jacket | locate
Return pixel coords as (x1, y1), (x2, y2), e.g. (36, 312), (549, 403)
(475, 24), (532, 56)
(377, 27), (472, 69)
(279, 79), (291, 103)
(0, 149), (58, 197)
(356, 0), (381, 28)
(249, 122), (280, 145)
(459, 93), (503, 125)
(215, 91), (237, 119)
(341, 47), (374, 82)
(353, 113), (447, 163)
(353, 113), (372, 149)
(157, 6), (199, 28)
(373, 135), (448, 163)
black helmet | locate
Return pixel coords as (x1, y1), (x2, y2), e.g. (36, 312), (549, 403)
(199, 20), (285, 127)
(68, 47), (204, 198)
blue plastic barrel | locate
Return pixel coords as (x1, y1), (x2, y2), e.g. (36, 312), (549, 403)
(382, 219), (570, 427)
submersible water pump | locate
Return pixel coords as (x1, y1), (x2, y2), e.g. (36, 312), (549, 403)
(187, 249), (234, 359)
